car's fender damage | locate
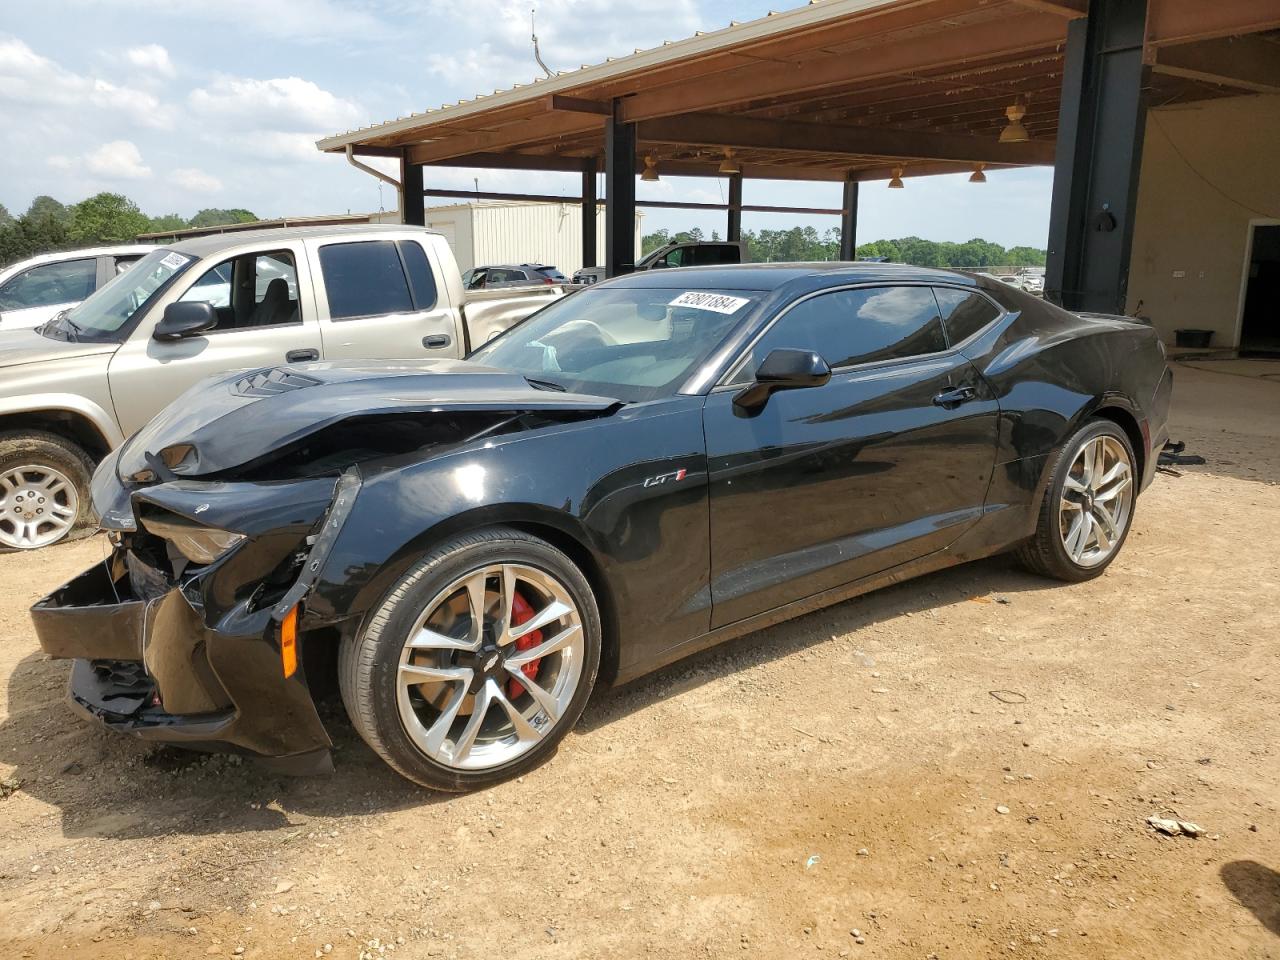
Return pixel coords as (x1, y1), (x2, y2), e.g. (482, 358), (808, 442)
(31, 361), (622, 767)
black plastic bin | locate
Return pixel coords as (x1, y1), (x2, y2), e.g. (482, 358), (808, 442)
(1174, 329), (1213, 349)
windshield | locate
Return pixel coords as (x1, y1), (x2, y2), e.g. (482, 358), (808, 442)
(60, 248), (195, 341)
(469, 286), (759, 402)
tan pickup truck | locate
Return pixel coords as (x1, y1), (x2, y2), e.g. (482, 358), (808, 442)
(0, 224), (564, 549)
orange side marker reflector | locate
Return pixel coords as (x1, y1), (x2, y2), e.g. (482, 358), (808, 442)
(281, 605), (299, 679)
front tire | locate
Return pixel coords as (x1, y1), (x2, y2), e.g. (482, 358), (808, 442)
(339, 527), (601, 791)
(1015, 419), (1138, 582)
(0, 430), (95, 550)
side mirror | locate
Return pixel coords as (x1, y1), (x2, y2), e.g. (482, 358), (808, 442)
(733, 348), (831, 411)
(153, 301), (217, 341)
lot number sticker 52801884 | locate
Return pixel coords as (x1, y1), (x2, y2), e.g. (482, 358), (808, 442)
(668, 292), (751, 315)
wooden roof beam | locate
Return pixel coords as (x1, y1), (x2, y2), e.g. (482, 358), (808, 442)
(616, 13), (1069, 123)
(1007, 0), (1086, 17)
(851, 160), (1023, 180)
(407, 110), (603, 163)
(1152, 35), (1280, 93)
(635, 111), (1055, 165)
(1146, 0), (1280, 46)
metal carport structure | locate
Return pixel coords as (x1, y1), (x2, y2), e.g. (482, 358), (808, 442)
(318, 0), (1280, 314)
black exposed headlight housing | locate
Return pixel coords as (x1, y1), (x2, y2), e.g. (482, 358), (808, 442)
(140, 514), (245, 565)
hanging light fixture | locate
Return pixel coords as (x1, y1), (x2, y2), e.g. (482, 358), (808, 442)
(641, 154), (660, 182)
(999, 99), (1030, 143)
(718, 148), (741, 175)
(888, 166), (905, 189)
(969, 162), (987, 184)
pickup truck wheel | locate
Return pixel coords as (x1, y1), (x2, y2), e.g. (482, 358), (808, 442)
(0, 431), (95, 550)
(339, 527), (601, 791)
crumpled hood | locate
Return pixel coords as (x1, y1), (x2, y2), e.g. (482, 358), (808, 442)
(116, 358), (619, 480)
(0, 326), (117, 369)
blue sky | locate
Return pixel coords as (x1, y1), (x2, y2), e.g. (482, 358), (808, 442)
(0, 0), (1054, 247)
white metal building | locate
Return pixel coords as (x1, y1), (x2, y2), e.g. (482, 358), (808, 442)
(422, 200), (643, 276)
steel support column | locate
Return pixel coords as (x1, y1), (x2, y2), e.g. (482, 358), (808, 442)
(1044, 0), (1150, 312)
(605, 101), (637, 277)
(400, 150), (425, 226)
(727, 173), (743, 242)
(581, 160), (598, 270)
(840, 176), (859, 261)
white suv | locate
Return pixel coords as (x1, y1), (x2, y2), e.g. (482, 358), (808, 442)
(0, 246), (153, 331)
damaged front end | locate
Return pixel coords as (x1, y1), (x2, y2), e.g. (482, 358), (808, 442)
(32, 471), (346, 772)
(30, 360), (618, 770)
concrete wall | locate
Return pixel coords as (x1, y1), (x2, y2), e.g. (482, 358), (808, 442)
(1126, 94), (1280, 347)
(422, 201), (643, 275)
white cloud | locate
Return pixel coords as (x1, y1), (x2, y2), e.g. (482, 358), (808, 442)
(0, 35), (173, 128)
(172, 167), (222, 192)
(126, 44), (175, 78)
(85, 140), (152, 179)
(79, 0), (391, 43)
(188, 76), (361, 131)
(44, 140), (154, 180)
(423, 0), (701, 95)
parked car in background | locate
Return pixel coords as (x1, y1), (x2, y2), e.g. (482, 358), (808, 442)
(30, 263), (1170, 789)
(0, 246), (152, 331)
(572, 240), (745, 284)
(462, 264), (568, 290)
(0, 225), (564, 550)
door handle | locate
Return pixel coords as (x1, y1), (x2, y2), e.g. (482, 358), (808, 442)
(422, 334), (452, 350)
(286, 348), (319, 363)
(933, 385), (978, 409)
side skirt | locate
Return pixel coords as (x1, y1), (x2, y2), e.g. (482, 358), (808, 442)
(613, 541), (984, 687)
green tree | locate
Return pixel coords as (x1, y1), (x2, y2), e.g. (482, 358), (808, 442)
(189, 208), (258, 229)
(1006, 246), (1047, 267)
(68, 193), (152, 244)
(0, 204), (11, 227)
(641, 228), (672, 255)
(26, 195), (70, 225)
(147, 213), (189, 234)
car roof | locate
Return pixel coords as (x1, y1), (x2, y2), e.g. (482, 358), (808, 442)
(165, 224), (442, 258)
(2, 244), (154, 271)
(601, 262), (979, 292)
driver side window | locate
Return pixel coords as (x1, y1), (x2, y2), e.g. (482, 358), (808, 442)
(0, 258), (97, 310)
(731, 286), (946, 383)
(179, 251), (301, 332)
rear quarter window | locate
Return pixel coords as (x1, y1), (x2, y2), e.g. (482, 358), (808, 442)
(318, 241), (413, 320)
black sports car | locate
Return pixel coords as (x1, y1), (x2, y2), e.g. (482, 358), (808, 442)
(31, 264), (1171, 791)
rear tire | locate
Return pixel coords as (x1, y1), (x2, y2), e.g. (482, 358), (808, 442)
(339, 526), (601, 791)
(1015, 419), (1138, 582)
(0, 431), (95, 550)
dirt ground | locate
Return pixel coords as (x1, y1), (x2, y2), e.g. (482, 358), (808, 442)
(1, 360), (1277, 960)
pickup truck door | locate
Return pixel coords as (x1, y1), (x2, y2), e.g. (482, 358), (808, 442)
(107, 242), (324, 437)
(305, 236), (464, 361)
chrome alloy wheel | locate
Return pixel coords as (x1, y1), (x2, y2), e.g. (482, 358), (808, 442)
(396, 564), (585, 771)
(1058, 435), (1134, 568)
(0, 465), (79, 549)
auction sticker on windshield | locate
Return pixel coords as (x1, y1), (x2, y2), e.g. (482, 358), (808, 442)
(160, 252), (190, 270)
(668, 292), (751, 314)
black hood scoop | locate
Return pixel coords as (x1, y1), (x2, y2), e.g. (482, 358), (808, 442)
(233, 367), (324, 397)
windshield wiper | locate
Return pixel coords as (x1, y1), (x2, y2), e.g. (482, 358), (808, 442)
(37, 310), (76, 342)
(60, 312), (84, 342)
(525, 376), (566, 392)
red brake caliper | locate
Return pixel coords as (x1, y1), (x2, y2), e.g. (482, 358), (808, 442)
(507, 591), (543, 700)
